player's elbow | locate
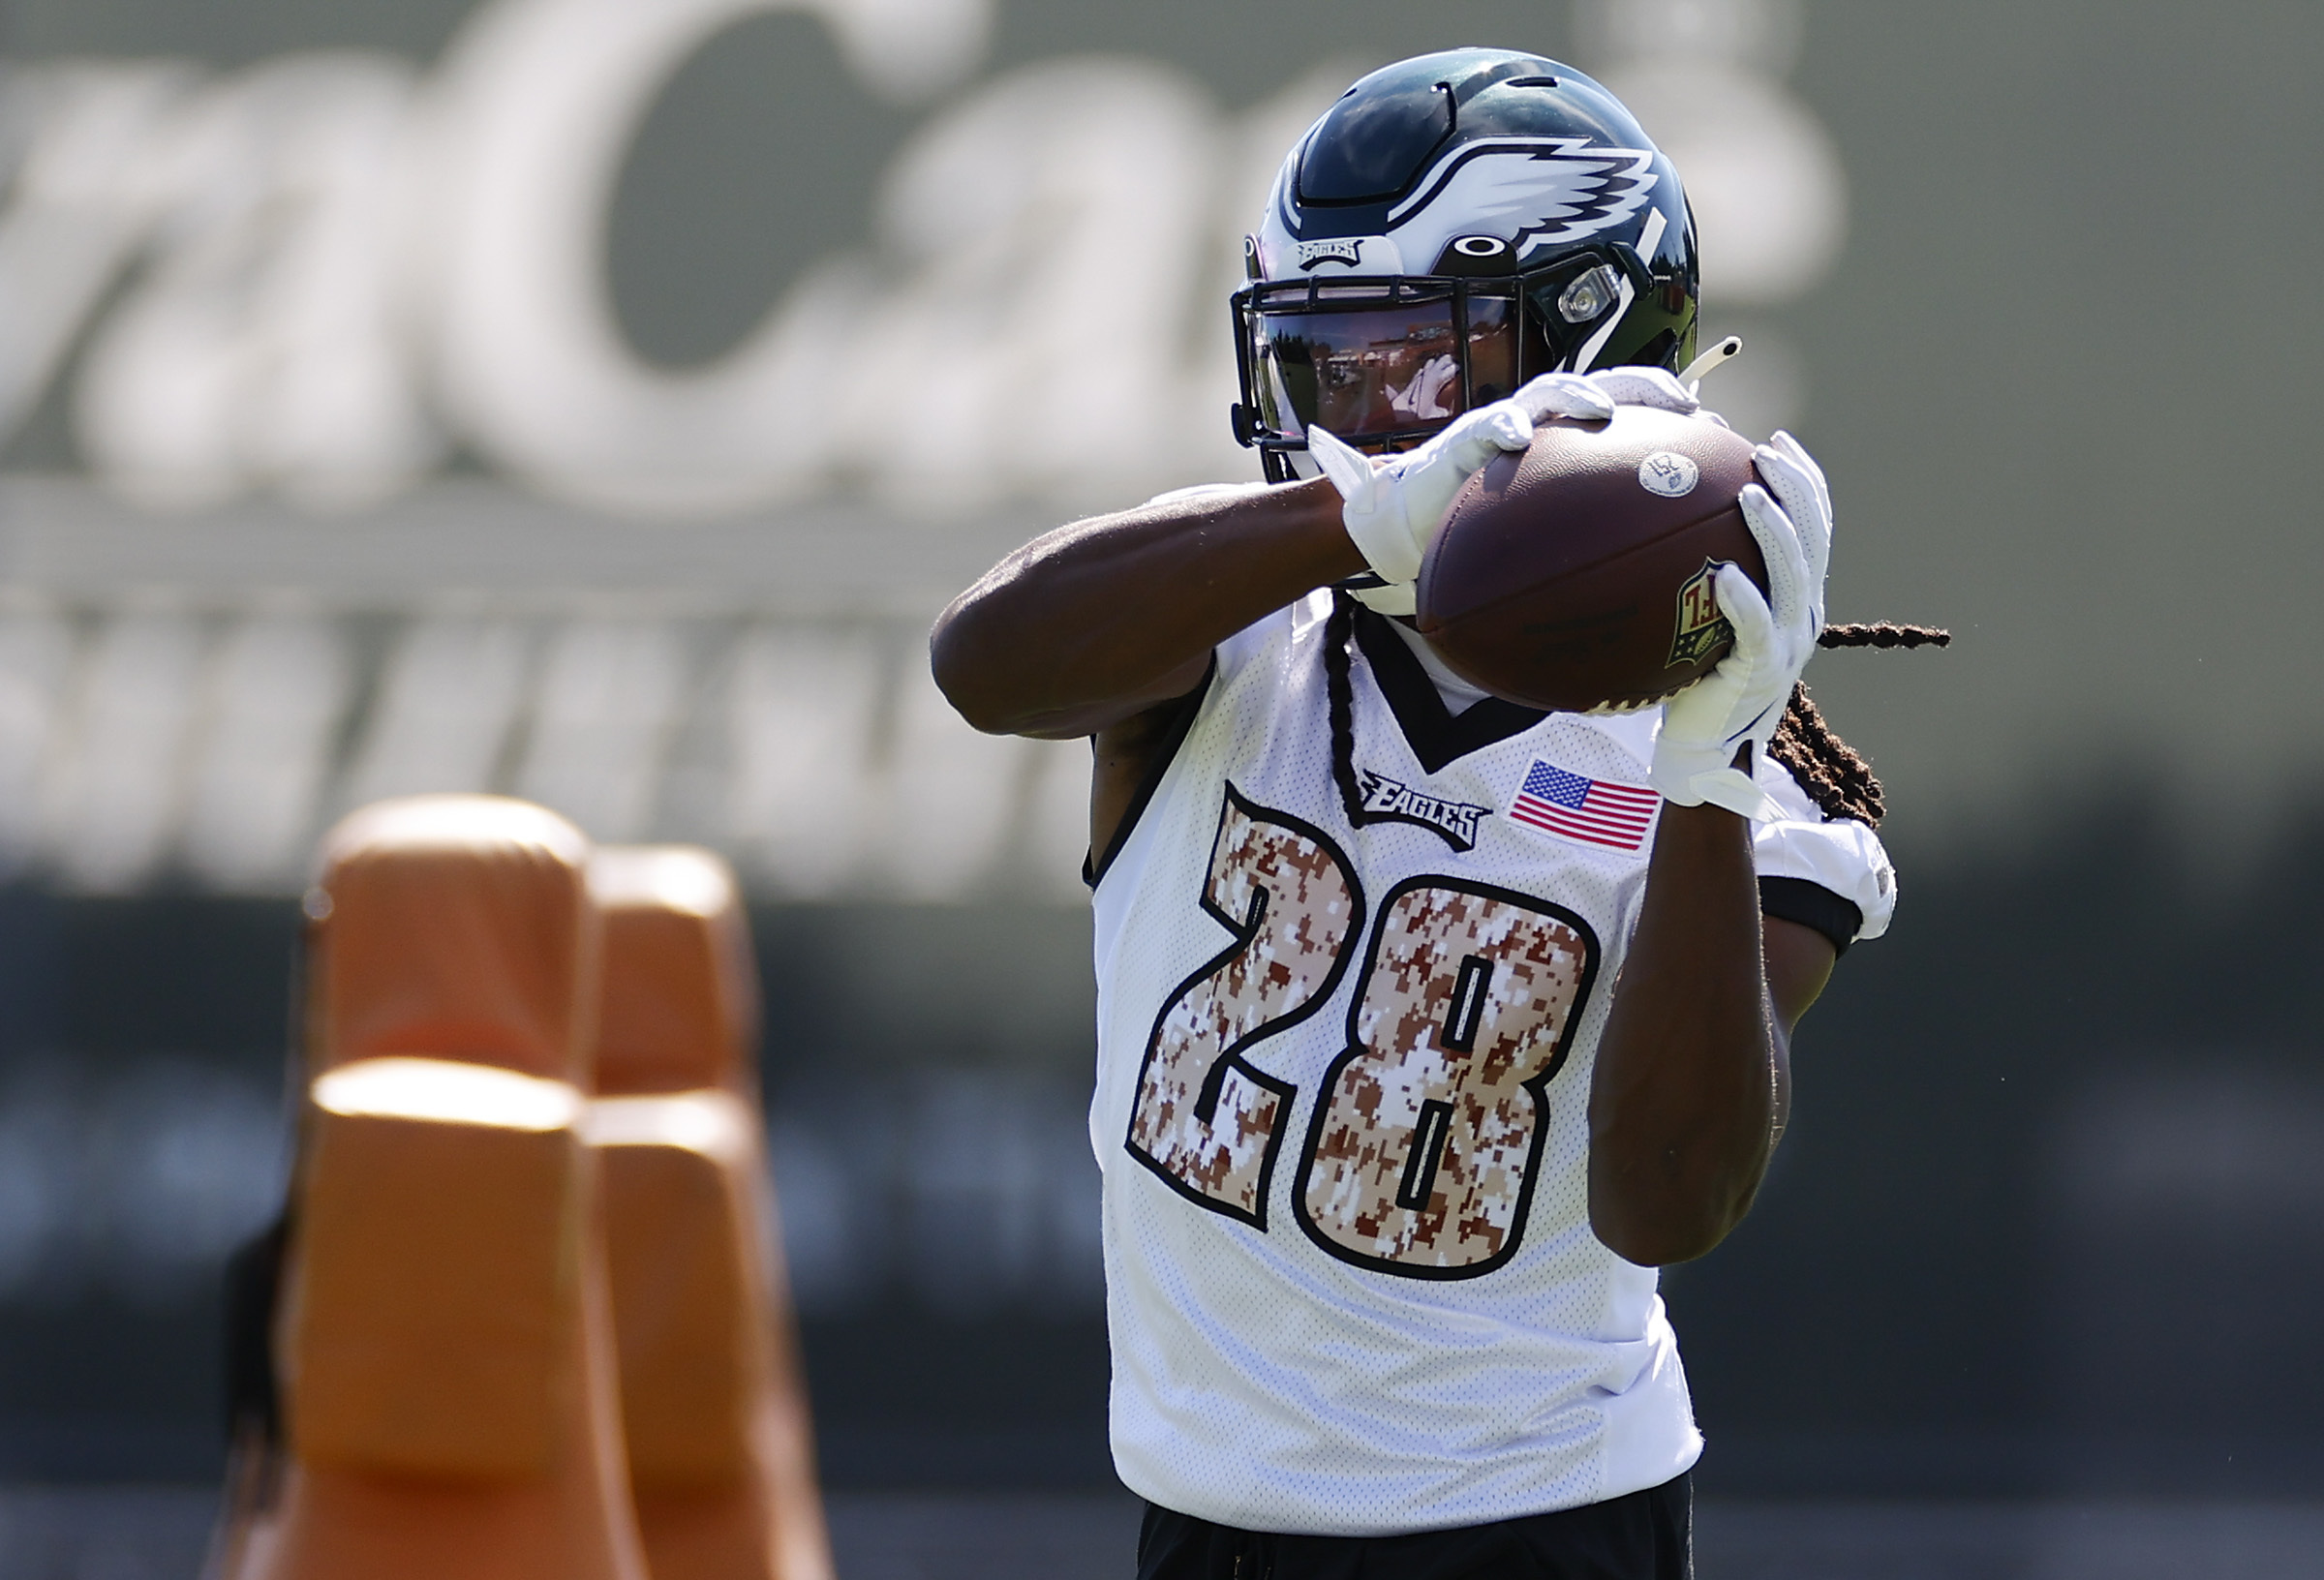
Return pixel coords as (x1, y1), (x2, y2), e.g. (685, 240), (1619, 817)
(929, 596), (1026, 736)
(1587, 1171), (1758, 1267)
(1588, 1209), (1736, 1268)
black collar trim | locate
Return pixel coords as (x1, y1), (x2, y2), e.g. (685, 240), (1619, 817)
(1347, 605), (1545, 774)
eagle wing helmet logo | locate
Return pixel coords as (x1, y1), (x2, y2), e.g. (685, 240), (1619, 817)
(1385, 137), (1661, 264)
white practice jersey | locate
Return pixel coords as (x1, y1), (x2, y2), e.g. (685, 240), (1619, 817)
(1088, 588), (1894, 1536)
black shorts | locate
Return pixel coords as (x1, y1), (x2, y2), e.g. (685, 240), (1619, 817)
(1134, 1474), (1692, 1580)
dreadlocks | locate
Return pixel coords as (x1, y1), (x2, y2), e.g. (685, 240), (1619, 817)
(1762, 623), (1951, 827)
(1321, 596), (1949, 834)
(1814, 623), (1953, 653)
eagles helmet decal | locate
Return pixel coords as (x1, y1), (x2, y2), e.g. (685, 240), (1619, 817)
(1389, 138), (1661, 261)
(1265, 137), (1662, 279)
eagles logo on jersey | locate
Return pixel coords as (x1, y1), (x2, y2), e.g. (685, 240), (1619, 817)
(1230, 49), (1701, 483)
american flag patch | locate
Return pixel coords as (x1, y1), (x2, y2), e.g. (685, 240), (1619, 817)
(1509, 761), (1662, 851)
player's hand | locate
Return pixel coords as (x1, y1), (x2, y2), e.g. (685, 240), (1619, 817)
(1310, 369), (1716, 617)
(1574, 366), (1702, 416)
(1307, 400), (1534, 613)
(1507, 373), (1614, 422)
(1571, 364), (1731, 430)
(1650, 431), (1832, 818)
(1507, 369), (1700, 422)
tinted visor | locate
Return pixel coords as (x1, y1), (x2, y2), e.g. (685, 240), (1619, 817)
(1240, 281), (1516, 447)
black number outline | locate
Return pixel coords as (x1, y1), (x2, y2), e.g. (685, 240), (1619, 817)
(1289, 874), (1601, 1280)
(1122, 782), (1366, 1230)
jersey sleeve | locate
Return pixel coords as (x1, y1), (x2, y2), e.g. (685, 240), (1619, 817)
(1750, 750), (1897, 951)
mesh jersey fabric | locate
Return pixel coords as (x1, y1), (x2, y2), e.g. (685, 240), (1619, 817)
(1087, 590), (1893, 1535)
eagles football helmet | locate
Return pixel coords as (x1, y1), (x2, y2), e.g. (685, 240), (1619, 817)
(1232, 49), (1699, 482)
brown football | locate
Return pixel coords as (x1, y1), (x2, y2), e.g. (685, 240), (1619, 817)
(1414, 406), (1769, 714)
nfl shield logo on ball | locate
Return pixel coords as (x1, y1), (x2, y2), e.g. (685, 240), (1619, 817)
(1636, 451), (1699, 499)
(1667, 559), (1737, 667)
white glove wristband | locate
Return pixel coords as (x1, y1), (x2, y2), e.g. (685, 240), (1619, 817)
(1310, 428), (1427, 584)
(1652, 751), (1780, 821)
(1307, 403), (1534, 593)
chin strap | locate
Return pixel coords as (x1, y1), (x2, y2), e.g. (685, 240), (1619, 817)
(1678, 334), (1744, 393)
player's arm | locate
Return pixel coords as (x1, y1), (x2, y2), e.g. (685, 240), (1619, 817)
(1585, 803), (1835, 1265)
(1589, 431), (1839, 1265)
(931, 478), (1359, 740)
(931, 374), (1656, 741)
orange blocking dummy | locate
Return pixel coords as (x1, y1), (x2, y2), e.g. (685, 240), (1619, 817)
(234, 796), (647, 1580)
(586, 846), (832, 1580)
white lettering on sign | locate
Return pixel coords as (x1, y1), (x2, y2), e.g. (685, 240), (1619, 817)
(0, 11), (1331, 517)
(75, 54), (436, 512)
(0, 4), (1840, 517)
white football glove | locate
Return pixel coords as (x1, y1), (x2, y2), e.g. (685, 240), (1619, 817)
(1309, 370), (1702, 616)
(1308, 399), (1530, 613)
(1649, 431), (1832, 819)
(1563, 366), (1701, 419)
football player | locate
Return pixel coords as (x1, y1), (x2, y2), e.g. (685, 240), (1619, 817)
(934, 49), (1899, 1579)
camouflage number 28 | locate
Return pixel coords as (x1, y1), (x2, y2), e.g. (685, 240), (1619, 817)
(1125, 787), (1601, 1278)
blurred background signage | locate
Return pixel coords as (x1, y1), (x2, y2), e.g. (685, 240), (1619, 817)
(2, 0), (1834, 521)
(0, 0), (1851, 899)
